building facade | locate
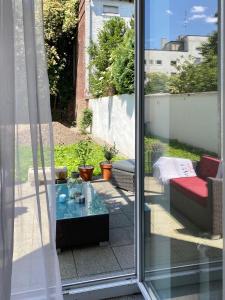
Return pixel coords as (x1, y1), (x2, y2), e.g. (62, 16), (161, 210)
(75, 0), (134, 121)
(145, 35), (209, 76)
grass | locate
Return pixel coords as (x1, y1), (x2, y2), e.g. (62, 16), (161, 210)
(16, 146), (33, 183)
(54, 141), (125, 176)
(16, 146), (52, 183)
(18, 137), (217, 182)
(144, 136), (217, 173)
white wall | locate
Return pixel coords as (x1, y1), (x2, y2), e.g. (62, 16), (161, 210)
(90, 94), (135, 158)
(145, 92), (220, 154)
(90, 92), (220, 158)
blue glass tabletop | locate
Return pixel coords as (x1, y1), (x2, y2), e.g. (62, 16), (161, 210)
(55, 183), (108, 220)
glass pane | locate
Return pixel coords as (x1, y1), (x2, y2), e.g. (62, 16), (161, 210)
(143, 0), (222, 298)
(50, 0), (136, 284)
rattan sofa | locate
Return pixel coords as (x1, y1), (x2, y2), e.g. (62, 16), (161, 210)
(169, 155), (222, 239)
(111, 159), (135, 192)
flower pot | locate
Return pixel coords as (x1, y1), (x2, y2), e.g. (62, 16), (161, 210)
(100, 162), (112, 181)
(55, 166), (68, 180)
(78, 165), (94, 181)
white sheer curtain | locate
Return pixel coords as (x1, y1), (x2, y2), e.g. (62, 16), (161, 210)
(0, 0), (63, 299)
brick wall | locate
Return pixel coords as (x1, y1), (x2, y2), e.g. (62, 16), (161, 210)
(74, 0), (88, 122)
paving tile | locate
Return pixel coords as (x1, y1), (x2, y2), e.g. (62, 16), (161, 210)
(110, 213), (131, 228)
(113, 245), (135, 269)
(123, 212), (135, 225)
(106, 201), (124, 214)
(121, 203), (134, 215)
(73, 246), (121, 277)
(109, 226), (134, 246)
(58, 250), (77, 280)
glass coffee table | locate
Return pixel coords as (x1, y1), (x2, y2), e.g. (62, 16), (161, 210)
(55, 183), (109, 250)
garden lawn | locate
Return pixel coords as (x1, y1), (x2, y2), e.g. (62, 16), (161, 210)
(144, 136), (217, 173)
(18, 138), (217, 182)
(145, 136), (217, 161)
(54, 141), (124, 176)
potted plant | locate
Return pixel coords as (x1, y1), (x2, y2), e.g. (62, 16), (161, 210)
(75, 139), (94, 181)
(100, 143), (118, 180)
(79, 108), (93, 134)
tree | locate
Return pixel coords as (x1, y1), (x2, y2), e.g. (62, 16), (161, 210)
(43, 0), (78, 112)
(169, 31), (218, 94)
(111, 19), (135, 95)
(145, 73), (169, 94)
(88, 17), (127, 97)
(199, 31), (217, 60)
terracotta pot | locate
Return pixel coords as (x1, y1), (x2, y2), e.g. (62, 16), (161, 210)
(55, 166), (68, 180)
(78, 165), (94, 181)
(100, 162), (112, 181)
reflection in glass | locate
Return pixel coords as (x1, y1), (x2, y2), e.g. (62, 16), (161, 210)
(143, 0), (222, 298)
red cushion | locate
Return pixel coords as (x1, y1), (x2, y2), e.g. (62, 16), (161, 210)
(198, 155), (220, 180)
(170, 176), (208, 207)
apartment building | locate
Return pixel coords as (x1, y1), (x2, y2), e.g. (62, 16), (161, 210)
(145, 35), (209, 75)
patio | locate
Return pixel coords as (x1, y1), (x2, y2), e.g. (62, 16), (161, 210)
(58, 179), (135, 283)
(14, 169), (223, 285)
(13, 172), (223, 285)
(58, 176), (223, 283)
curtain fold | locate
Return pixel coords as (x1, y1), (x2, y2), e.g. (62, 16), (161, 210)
(0, 0), (15, 299)
(0, 0), (63, 299)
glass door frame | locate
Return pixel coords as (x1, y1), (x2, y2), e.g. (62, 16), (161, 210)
(135, 0), (155, 299)
(135, 1), (225, 299)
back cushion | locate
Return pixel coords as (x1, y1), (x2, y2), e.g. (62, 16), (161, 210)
(198, 155), (220, 180)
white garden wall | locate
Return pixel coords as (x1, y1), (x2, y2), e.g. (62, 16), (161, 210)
(90, 91), (220, 158)
(90, 94), (135, 158)
(145, 92), (220, 154)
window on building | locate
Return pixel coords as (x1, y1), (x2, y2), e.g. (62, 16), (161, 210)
(156, 60), (162, 65)
(150, 59), (154, 64)
(103, 5), (119, 15)
(170, 60), (177, 66)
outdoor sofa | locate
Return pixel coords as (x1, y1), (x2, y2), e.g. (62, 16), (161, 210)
(169, 155), (222, 239)
(111, 159), (135, 192)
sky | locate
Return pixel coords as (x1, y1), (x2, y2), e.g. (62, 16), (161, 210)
(145, 0), (218, 49)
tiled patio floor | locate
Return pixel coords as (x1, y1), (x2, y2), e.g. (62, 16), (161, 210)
(58, 180), (135, 283)
(59, 176), (223, 284)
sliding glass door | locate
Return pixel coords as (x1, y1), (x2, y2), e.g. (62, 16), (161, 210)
(137, 0), (224, 298)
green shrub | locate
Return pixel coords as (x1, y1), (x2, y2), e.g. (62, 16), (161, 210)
(54, 141), (124, 176)
(168, 31), (218, 94)
(145, 73), (169, 94)
(111, 20), (135, 94)
(103, 143), (119, 163)
(79, 108), (93, 133)
(74, 139), (93, 166)
(43, 0), (78, 111)
(88, 17), (127, 97)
